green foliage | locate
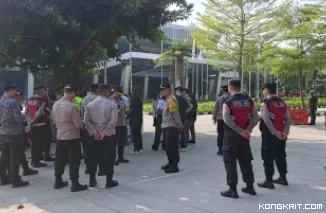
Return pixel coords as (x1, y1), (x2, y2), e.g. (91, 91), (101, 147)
(0, 0), (193, 88)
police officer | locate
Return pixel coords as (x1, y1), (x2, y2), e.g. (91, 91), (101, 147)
(174, 87), (188, 150)
(213, 85), (230, 156)
(309, 92), (318, 125)
(112, 87), (129, 163)
(258, 83), (291, 189)
(81, 83), (98, 174)
(14, 92), (38, 176)
(52, 85), (88, 192)
(51, 85), (65, 144)
(25, 85), (51, 167)
(160, 83), (184, 173)
(0, 84), (29, 188)
(221, 80), (259, 198)
(183, 88), (197, 144)
(84, 84), (119, 188)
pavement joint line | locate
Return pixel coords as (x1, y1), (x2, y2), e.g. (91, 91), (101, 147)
(129, 171), (190, 185)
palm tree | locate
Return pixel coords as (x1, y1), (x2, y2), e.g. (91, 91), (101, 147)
(154, 40), (192, 87)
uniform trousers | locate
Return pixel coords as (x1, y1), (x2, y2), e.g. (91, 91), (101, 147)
(130, 122), (143, 152)
(30, 125), (48, 163)
(87, 136), (117, 179)
(261, 131), (287, 181)
(152, 116), (162, 149)
(217, 120), (225, 150)
(309, 107), (316, 124)
(162, 127), (180, 165)
(0, 136), (24, 184)
(115, 126), (127, 159)
(223, 131), (254, 189)
(55, 139), (81, 182)
(44, 125), (53, 158)
(184, 120), (195, 142)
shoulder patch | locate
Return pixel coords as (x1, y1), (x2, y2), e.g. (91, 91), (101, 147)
(167, 98), (177, 112)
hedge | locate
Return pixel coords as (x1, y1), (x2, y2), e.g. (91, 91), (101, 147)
(143, 98), (326, 113)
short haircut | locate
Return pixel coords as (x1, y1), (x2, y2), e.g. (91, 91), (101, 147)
(267, 88), (276, 95)
(228, 80), (241, 91)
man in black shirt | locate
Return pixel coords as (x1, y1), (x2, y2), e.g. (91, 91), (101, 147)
(183, 88), (197, 144)
(174, 87), (188, 150)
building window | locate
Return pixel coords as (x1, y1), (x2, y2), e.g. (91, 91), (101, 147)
(163, 27), (174, 39)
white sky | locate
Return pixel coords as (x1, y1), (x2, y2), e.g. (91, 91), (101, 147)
(174, 0), (204, 26)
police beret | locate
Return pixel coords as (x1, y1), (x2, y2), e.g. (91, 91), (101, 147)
(34, 84), (46, 90)
(3, 84), (16, 91)
(98, 84), (110, 90)
(183, 87), (189, 92)
(174, 86), (183, 92)
(64, 84), (78, 93)
(262, 82), (276, 92)
(90, 83), (98, 90)
(159, 83), (171, 90)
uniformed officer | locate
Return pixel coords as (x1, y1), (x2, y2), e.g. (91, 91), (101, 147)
(183, 88), (197, 144)
(160, 83), (184, 173)
(51, 85), (65, 144)
(84, 84), (119, 188)
(14, 92), (38, 176)
(309, 92), (318, 125)
(258, 83), (291, 189)
(73, 94), (82, 112)
(213, 85), (230, 156)
(112, 87), (129, 163)
(174, 87), (188, 151)
(0, 84), (29, 188)
(221, 80), (259, 198)
(81, 83), (98, 174)
(52, 85), (88, 192)
(25, 85), (51, 167)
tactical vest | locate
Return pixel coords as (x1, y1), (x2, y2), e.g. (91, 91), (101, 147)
(225, 93), (253, 130)
(73, 96), (82, 112)
(259, 96), (287, 132)
(26, 95), (50, 125)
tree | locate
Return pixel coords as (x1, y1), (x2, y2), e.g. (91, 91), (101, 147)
(191, 0), (285, 83)
(260, 5), (326, 107)
(0, 0), (193, 88)
(154, 40), (192, 87)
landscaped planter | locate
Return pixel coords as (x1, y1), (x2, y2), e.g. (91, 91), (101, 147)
(288, 108), (309, 125)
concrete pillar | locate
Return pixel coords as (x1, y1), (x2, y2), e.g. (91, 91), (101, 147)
(216, 71), (222, 97)
(122, 65), (131, 93)
(27, 71), (34, 98)
(93, 73), (99, 83)
(143, 76), (149, 100)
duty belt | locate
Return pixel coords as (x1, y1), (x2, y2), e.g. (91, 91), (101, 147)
(31, 122), (47, 127)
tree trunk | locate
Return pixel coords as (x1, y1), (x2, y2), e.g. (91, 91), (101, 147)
(168, 59), (175, 85)
(175, 57), (184, 87)
(298, 71), (305, 108)
(311, 70), (318, 93)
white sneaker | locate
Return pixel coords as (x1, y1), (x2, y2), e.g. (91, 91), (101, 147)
(139, 150), (143, 154)
(130, 151), (140, 155)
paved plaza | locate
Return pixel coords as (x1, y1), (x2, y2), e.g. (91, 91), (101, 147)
(0, 115), (325, 213)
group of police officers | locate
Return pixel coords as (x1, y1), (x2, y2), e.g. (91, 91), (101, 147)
(0, 79), (293, 198)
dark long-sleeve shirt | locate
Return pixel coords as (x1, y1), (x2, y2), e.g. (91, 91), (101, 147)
(129, 98), (143, 125)
(0, 96), (23, 135)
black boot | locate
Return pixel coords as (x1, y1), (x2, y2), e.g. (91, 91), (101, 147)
(217, 149), (223, 156)
(273, 177), (288, 186)
(257, 180), (275, 189)
(23, 166), (38, 176)
(12, 180), (29, 188)
(70, 181), (88, 192)
(220, 188), (239, 198)
(89, 175), (97, 187)
(33, 161), (47, 168)
(53, 178), (68, 189)
(242, 184), (257, 195)
(105, 176), (118, 188)
(0, 175), (11, 186)
(161, 162), (172, 170)
(114, 160), (119, 166)
(44, 156), (55, 162)
(164, 164), (179, 173)
(188, 140), (196, 144)
(117, 157), (129, 163)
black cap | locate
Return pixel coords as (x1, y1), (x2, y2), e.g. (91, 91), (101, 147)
(262, 82), (277, 93)
(64, 84), (78, 93)
(15, 91), (23, 96)
(159, 83), (171, 90)
(56, 85), (64, 92)
(183, 87), (189, 92)
(113, 86), (123, 94)
(3, 84), (16, 92)
(90, 83), (98, 90)
(98, 84), (110, 90)
(174, 86), (183, 92)
(34, 84), (46, 90)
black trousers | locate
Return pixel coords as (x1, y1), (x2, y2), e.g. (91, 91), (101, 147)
(261, 131), (287, 181)
(44, 125), (53, 158)
(217, 120), (225, 150)
(162, 127), (180, 165)
(87, 136), (117, 179)
(81, 129), (90, 164)
(131, 122), (143, 151)
(55, 139), (81, 182)
(30, 125), (48, 163)
(0, 136), (24, 184)
(116, 126), (127, 159)
(309, 107), (316, 124)
(153, 117), (162, 149)
(223, 131), (254, 188)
